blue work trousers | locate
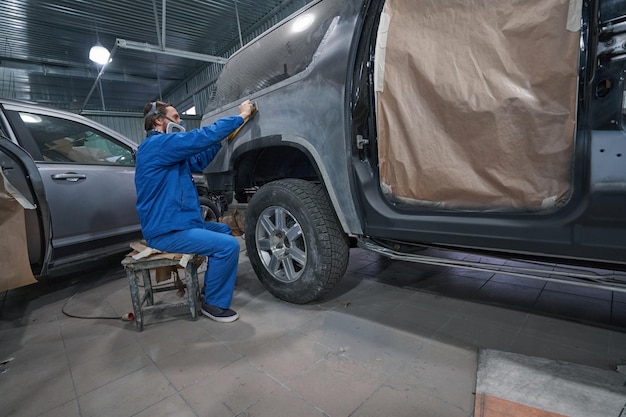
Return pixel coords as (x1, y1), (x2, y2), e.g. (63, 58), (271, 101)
(147, 222), (239, 309)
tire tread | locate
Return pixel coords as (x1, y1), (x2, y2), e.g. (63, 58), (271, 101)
(246, 179), (349, 303)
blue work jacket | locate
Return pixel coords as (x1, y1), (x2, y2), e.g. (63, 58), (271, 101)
(135, 116), (243, 239)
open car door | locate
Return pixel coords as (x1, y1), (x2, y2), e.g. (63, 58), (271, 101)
(0, 138), (51, 291)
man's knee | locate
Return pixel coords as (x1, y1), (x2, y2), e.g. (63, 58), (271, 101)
(224, 235), (240, 254)
(204, 221), (232, 235)
(219, 223), (233, 235)
(211, 235), (240, 259)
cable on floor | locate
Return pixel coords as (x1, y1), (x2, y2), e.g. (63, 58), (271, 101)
(61, 292), (134, 321)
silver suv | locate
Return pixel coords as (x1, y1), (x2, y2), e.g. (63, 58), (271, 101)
(0, 99), (141, 287)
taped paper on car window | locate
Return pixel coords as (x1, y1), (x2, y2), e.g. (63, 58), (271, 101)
(0, 170), (35, 210)
(374, 12), (391, 93)
(375, 0), (579, 210)
(567, 0), (583, 31)
(0, 171), (37, 291)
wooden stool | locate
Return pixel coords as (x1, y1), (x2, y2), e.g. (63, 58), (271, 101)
(121, 248), (202, 331)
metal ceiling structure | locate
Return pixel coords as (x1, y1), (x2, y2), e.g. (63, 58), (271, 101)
(0, 0), (312, 114)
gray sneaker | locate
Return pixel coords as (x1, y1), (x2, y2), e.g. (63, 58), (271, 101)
(201, 302), (239, 323)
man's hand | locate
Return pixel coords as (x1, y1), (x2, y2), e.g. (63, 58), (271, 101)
(226, 100), (257, 142)
(238, 100), (255, 120)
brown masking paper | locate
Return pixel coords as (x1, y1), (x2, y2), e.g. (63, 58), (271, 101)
(376, 0), (579, 210)
(0, 178), (37, 292)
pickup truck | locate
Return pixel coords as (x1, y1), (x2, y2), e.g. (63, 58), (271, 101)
(201, 0), (626, 304)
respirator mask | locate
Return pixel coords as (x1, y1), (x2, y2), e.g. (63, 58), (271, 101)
(165, 119), (186, 133)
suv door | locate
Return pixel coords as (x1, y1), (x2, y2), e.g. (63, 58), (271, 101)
(350, 0), (626, 267)
(1, 104), (140, 269)
(0, 137), (50, 289)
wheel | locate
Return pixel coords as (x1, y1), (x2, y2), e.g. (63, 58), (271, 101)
(199, 196), (220, 222)
(244, 179), (349, 304)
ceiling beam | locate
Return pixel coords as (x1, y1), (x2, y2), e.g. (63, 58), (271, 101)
(115, 38), (228, 64)
(81, 42), (120, 113)
(80, 37), (228, 113)
(0, 56), (163, 85)
(161, 0), (167, 49)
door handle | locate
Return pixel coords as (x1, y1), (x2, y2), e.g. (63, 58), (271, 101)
(51, 173), (87, 182)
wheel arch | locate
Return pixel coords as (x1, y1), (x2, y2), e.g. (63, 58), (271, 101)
(208, 134), (361, 234)
(232, 139), (321, 201)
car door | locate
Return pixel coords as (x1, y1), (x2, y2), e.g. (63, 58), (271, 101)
(349, 0), (626, 267)
(1, 104), (141, 269)
(0, 136), (51, 289)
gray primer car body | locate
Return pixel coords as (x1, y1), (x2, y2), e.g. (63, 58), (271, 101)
(201, 0), (626, 303)
(204, 0), (364, 232)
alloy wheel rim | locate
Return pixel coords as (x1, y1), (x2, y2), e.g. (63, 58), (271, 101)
(255, 206), (307, 283)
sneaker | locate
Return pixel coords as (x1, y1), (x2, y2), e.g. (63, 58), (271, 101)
(201, 302), (239, 323)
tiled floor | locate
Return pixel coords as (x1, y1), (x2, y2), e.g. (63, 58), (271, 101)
(1, 238), (625, 417)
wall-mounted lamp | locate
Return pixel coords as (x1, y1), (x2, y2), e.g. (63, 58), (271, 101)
(89, 43), (111, 65)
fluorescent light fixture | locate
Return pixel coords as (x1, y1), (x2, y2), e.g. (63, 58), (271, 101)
(292, 14), (315, 33)
(19, 113), (42, 124)
(89, 44), (111, 65)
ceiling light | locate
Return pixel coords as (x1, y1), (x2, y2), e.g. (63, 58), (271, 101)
(89, 44), (111, 65)
(292, 14), (315, 33)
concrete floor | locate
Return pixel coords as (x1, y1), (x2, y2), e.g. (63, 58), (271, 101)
(1, 237), (625, 417)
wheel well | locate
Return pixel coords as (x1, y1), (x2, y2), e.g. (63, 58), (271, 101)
(234, 146), (319, 202)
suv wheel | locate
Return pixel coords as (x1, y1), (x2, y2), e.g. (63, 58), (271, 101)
(245, 179), (349, 304)
(199, 196), (220, 222)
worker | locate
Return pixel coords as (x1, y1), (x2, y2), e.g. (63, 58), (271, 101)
(135, 99), (255, 323)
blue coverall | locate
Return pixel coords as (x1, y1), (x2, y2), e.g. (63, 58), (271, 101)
(134, 116), (244, 309)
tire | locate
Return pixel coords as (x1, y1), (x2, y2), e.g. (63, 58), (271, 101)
(244, 179), (349, 304)
(199, 196), (220, 222)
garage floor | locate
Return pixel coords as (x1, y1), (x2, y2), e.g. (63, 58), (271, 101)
(1, 237), (625, 417)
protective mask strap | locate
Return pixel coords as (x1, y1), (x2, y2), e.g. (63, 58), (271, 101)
(144, 102), (159, 119)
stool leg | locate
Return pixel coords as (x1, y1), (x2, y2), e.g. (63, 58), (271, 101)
(198, 262), (207, 302)
(126, 269), (144, 332)
(184, 262), (199, 320)
(141, 269), (154, 305)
